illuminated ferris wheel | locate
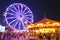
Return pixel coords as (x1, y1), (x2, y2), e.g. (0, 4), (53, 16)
(4, 3), (34, 30)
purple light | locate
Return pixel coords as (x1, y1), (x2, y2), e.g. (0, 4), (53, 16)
(4, 3), (34, 30)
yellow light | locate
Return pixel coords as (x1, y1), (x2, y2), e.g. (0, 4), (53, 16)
(39, 28), (55, 33)
(45, 22), (52, 26)
(52, 22), (60, 26)
(59, 29), (60, 31)
(3, 12), (7, 16)
(27, 24), (35, 28)
(27, 25), (31, 28)
(46, 22), (50, 24)
(36, 23), (44, 26)
(31, 24), (34, 26)
(35, 30), (39, 33)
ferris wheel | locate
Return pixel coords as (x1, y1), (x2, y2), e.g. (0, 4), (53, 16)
(4, 3), (34, 30)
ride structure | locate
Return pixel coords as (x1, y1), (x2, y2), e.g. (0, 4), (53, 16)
(4, 3), (34, 31)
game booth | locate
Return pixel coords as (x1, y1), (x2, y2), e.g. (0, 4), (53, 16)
(27, 18), (60, 40)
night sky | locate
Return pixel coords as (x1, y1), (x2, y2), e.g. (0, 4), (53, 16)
(0, 0), (60, 26)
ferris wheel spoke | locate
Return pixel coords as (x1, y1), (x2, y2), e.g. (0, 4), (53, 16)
(21, 20), (25, 29)
(17, 5), (20, 11)
(24, 11), (30, 14)
(24, 18), (32, 24)
(25, 15), (33, 18)
(26, 18), (32, 20)
(9, 8), (16, 13)
(13, 5), (18, 12)
(18, 21), (21, 29)
(23, 8), (27, 13)
(25, 14), (32, 16)
(8, 13), (16, 15)
(14, 20), (19, 28)
(26, 20), (32, 24)
(24, 23), (27, 30)
(7, 17), (16, 19)
(20, 5), (23, 13)
(9, 19), (17, 25)
(25, 17), (32, 20)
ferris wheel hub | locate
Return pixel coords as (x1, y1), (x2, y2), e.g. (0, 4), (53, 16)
(16, 12), (24, 20)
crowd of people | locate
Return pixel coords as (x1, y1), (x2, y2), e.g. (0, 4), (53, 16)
(0, 29), (29, 40)
(1, 27), (60, 40)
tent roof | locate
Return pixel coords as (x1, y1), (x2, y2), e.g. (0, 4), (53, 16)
(36, 18), (60, 24)
(27, 18), (60, 28)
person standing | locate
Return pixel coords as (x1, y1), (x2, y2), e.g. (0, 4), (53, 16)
(19, 34), (25, 40)
(48, 34), (50, 40)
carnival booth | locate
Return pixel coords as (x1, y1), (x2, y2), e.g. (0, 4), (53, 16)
(27, 18), (60, 39)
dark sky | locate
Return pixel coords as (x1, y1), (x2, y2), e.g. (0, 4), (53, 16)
(0, 0), (60, 26)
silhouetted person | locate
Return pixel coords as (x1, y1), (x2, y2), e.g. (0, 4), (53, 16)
(56, 33), (59, 40)
(48, 34), (50, 40)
